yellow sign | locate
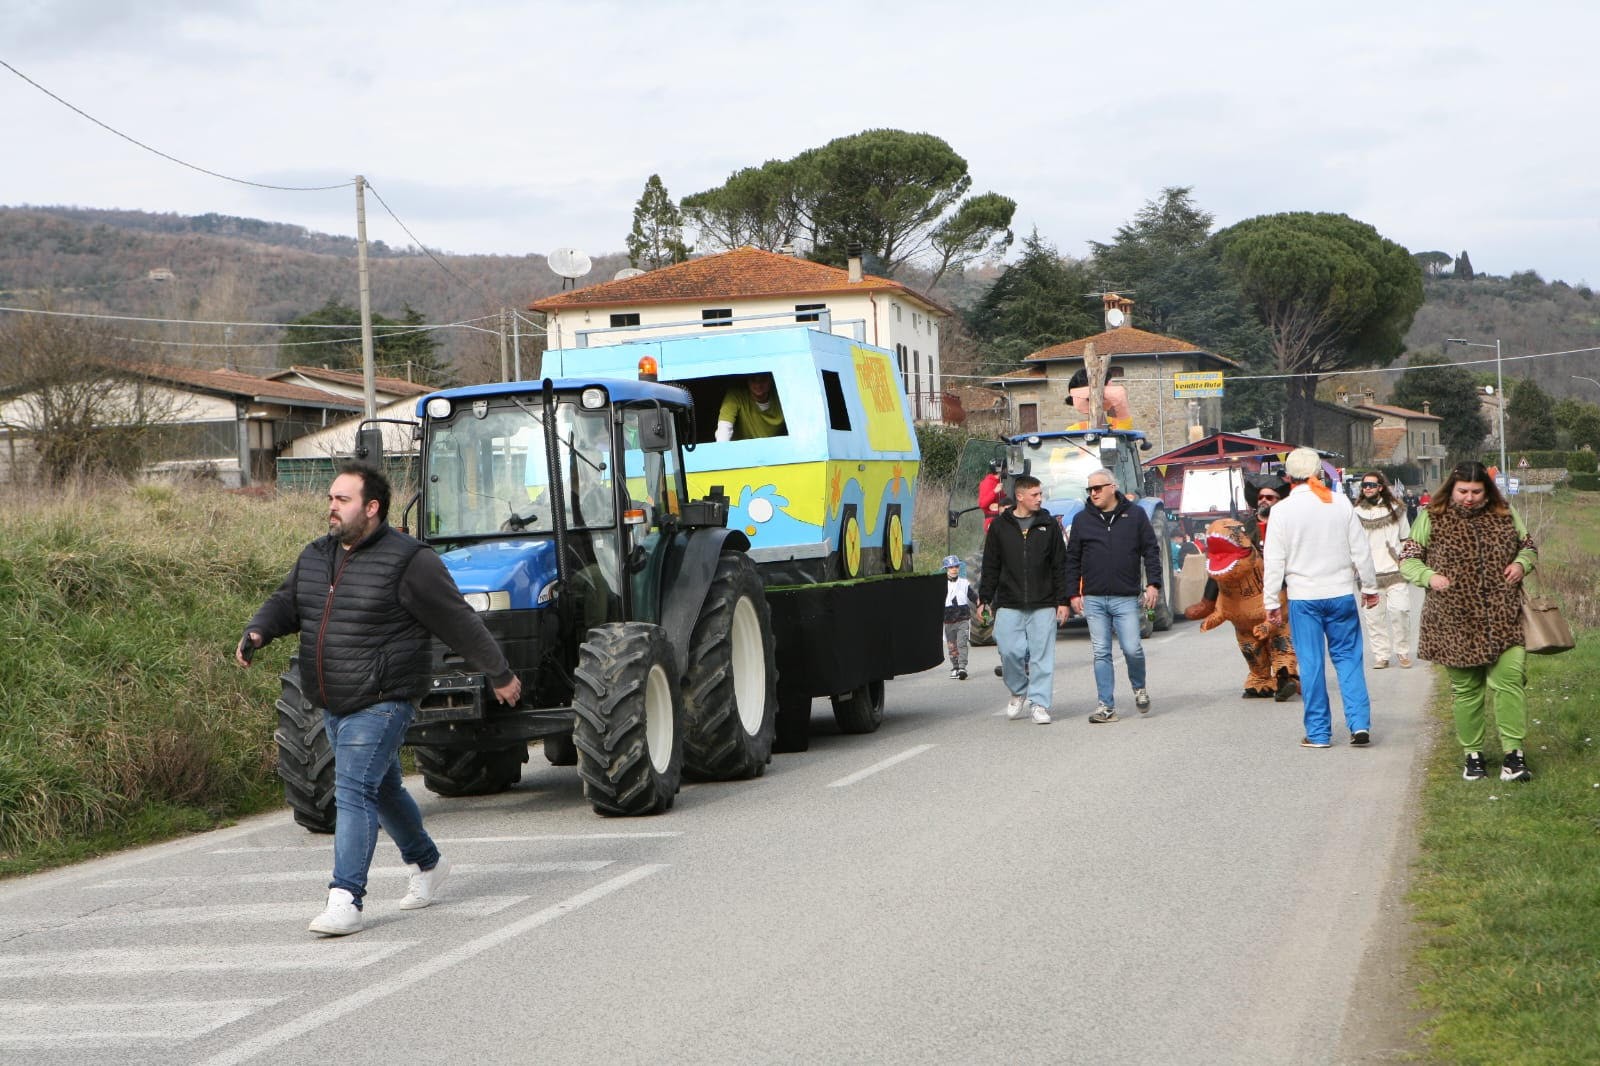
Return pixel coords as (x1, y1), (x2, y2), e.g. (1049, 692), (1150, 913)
(851, 345), (914, 452)
(1173, 371), (1224, 392)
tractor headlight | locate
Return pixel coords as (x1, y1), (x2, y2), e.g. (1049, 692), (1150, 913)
(425, 398), (452, 419)
(462, 591), (511, 612)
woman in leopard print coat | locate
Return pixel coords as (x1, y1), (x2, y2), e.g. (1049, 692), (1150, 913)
(1399, 462), (1538, 782)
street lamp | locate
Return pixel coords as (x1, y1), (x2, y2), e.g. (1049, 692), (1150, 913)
(1447, 337), (1505, 481)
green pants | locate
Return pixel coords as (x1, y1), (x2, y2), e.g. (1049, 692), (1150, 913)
(1444, 646), (1528, 752)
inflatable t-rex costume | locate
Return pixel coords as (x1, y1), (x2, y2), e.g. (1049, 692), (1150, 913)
(1188, 472), (1302, 702)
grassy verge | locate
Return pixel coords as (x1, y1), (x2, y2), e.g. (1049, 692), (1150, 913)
(0, 483), (316, 876)
(1409, 489), (1600, 1064)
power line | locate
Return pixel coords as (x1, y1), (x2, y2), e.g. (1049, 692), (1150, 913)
(949, 345), (1600, 386)
(0, 304), (501, 331)
(363, 180), (547, 335)
(1, 59), (353, 193)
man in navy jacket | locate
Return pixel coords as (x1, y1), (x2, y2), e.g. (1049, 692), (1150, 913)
(1065, 469), (1162, 722)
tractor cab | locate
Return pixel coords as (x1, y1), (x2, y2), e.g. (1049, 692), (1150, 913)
(416, 377), (700, 637)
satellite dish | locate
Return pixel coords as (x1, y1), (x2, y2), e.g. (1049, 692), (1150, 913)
(1105, 307), (1126, 328)
(548, 247), (592, 281)
(613, 267), (646, 281)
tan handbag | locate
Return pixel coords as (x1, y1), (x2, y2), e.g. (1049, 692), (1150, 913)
(1522, 576), (1575, 655)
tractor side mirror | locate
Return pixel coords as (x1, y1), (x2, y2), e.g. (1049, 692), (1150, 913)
(948, 509), (961, 529)
(637, 403), (672, 452)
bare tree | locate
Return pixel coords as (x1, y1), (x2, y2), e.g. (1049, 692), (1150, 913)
(0, 309), (191, 484)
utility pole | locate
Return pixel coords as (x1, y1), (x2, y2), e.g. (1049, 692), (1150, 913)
(512, 313), (522, 380)
(499, 308), (510, 382)
(354, 176), (377, 421)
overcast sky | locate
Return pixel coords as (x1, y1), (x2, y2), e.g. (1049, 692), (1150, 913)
(6, 1), (1596, 286)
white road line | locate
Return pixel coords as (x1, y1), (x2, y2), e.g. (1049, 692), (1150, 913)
(90, 860), (613, 889)
(210, 831), (681, 854)
(0, 941), (412, 979)
(827, 744), (935, 788)
(198, 863), (669, 1066)
(0, 896), (527, 938)
(0, 999), (280, 1047)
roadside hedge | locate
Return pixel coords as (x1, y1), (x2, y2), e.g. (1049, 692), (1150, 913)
(1568, 472), (1600, 491)
(1483, 450), (1598, 471)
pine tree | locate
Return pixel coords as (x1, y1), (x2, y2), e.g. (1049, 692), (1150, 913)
(1454, 250), (1475, 281)
(626, 175), (691, 270)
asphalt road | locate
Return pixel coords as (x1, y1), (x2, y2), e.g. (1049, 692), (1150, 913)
(0, 609), (1434, 1066)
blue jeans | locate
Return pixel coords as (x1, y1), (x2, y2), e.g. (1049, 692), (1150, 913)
(1287, 596), (1371, 744)
(995, 607), (1059, 710)
(1083, 595), (1147, 707)
(325, 700), (439, 904)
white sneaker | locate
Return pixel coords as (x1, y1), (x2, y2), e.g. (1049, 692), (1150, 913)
(1030, 702), (1052, 725)
(1005, 695), (1027, 720)
(399, 856), (452, 910)
(308, 888), (363, 936)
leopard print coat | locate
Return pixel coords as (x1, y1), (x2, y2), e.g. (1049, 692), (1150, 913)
(1400, 504), (1535, 668)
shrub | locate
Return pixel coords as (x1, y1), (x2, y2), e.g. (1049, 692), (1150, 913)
(915, 423), (975, 483)
(1567, 472), (1600, 491)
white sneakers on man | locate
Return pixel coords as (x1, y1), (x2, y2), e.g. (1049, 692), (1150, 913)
(308, 888), (363, 936)
(1005, 695), (1027, 720)
(1029, 702), (1053, 725)
(399, 856), (452, 910)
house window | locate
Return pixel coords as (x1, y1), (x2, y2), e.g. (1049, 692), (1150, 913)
(822, 370), (851, 430)
(795, 303), (825, 323)
(609, 312), (640, 328)
(1018, 402), (1039, 433)
(894, 303), (902, 322)
(913, 312), (921, 331)
(701, 308), (733, 328)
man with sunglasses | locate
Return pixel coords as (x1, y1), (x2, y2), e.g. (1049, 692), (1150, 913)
(1065, 469), (1162, 722)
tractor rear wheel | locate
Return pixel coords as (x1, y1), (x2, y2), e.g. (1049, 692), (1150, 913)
(573, 623), (685, 816)
(414, 744), (527, 796)
(682, 552), (777, 780)
(831, 679), (886, 735)
(274, 664), (335, 834)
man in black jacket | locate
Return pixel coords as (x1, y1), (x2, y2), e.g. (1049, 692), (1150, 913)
(1065, 468), (1162, 723)
(979, 474), (1070, 724)
(238, 463), (521, 936)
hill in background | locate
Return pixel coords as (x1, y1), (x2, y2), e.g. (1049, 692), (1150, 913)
(2, 206), (1596, 398)
(0, 206), (630, 377)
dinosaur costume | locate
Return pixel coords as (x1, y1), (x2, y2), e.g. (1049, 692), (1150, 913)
(1194, 516), (1300, 700)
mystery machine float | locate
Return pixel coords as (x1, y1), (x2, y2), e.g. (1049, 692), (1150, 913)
(273, 326), (942, 829)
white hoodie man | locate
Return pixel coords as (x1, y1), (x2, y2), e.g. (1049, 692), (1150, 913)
(1263, 448), (1379, 749)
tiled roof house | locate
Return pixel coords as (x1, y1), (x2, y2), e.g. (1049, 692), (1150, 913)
(0, 361), (363, 486)
(531, 246), (952, 421)
(986, 295), (1240, 453)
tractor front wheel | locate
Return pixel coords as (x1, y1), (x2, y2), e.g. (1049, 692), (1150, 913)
(414, 744), (527, 797)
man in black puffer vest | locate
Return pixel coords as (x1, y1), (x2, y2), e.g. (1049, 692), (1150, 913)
(239, 463), (521, 937)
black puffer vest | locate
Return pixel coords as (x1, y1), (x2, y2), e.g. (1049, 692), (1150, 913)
(294, 525), (430, 714)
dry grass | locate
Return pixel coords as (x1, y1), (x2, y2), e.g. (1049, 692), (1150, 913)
(0, 482), (312, 870)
